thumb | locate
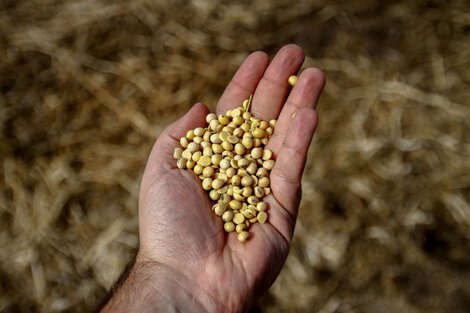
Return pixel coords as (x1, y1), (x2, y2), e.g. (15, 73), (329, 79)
(148, 102), (210, 173)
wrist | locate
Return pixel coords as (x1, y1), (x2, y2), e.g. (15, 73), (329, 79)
(103, 252), (237, 313)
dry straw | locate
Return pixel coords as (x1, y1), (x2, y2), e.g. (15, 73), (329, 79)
(1, 0), (469, 312)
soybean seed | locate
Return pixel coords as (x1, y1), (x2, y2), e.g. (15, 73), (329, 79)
(226, 123), (236, 131)
(203, 166), (214, 177)
(233, 143), (244, 155)
(193, 164), (203, 175)
(233, 116), (244, 126)
(238, 231), (250, 242)
(251, 147), (262, 159)
(224, 222), (235, 232)
(214, 203), (227, 216)
(219, 158), (231, 169)
(177, 158), (186, 169)
(233, 128), (244, 137)
(241, 176), (253, 187)
(219, 131), (230, 142)
(247, 196), (259, 205)
(230, 159), (239, 169)
(242, 209), (255, 219)
(262, 149), (273, 160)
(258, 177), (270, 188)
(221, 141), (233, 151)
(180, 137), (189, 148)
(212, 144), (223, 154)
(222, 150), (234, 158)
(238, 158), (249, 168)
(182, 150), (192, 160)
(233, 193), (244, 201)
(233, 213), (245, 224)
(201, 141), (211, 149)
(237, 169), (248, 177)
(217, 186), (228, 194)
(209, 189), (220, 201)
(242, 137), (253, 149)
(186, 160), (196, 169)
(222, 210), (234, 222)
(232, 108), (242, 117)
(231, 175), (241, 186)
(219, 114), (229, 125)
(246, 162), (257, 175)
(228, 135), (239, 144)
(192, 151), (202, 162)
(256, 202), (267, 212)
(256, 167), (268, 177)
(186, 129), (195, 140)
(173, 148), (183, 159)
(206, 113), (217, 123)
(194, 127), (204, 137)
(252, 128), (265, 139)
(210, 133), (221, 144)
(203, 146), (213, 157)
(263, 160), (275, 170)
(254, 186), (265, 198)
(226, 167), (236, 178)
(257, 211), (268, 224)
(259, 121), (269, 130)
(217, 173), (228, 182)
(236, 223), (247, 233)
(202, 178), (213, 190)
(220, 193), (231, 203)
(242, 186), (252, 197)
(288, 75), (298, 86)
(229, 200), (242, 211)
(209, 119), (219, 131)
(212, 179), (224, 190)
(198, 155), (211, 167)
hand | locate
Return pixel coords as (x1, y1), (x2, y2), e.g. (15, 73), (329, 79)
(102, 44), (325, 313)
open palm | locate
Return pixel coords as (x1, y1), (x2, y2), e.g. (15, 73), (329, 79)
(138, 44), (325, 313)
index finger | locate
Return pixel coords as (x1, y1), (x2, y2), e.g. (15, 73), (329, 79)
(215, 51), (269, 115)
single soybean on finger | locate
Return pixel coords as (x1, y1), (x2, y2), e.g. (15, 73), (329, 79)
(288, 75), (298, 87)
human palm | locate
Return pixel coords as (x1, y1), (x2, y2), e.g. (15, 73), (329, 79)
(137, 44), (325, 312)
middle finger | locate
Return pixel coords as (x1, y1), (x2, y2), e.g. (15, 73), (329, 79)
(249, 44), (305, 121)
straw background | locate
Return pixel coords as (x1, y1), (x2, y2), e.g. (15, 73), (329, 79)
(1, 0), (469, 312)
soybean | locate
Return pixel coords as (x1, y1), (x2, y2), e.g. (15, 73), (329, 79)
(174, 97), (278, 244)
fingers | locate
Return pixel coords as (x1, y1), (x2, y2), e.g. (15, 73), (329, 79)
(150, 103), (210, 172)
(270, 108), (318, 217)
(266, 67), (326, 154)
(215, 51), (269, 115)
(250, 44), (304, 121)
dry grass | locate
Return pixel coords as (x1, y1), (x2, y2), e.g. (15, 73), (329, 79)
(1, 0), (470, 312)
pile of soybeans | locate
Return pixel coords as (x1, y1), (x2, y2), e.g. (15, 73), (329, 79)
(173, 97), (277, 242)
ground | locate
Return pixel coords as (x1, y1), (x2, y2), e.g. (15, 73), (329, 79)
(1, 0), (469, 312)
